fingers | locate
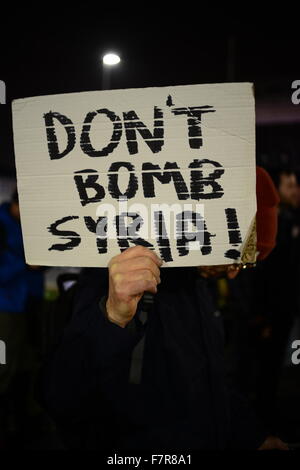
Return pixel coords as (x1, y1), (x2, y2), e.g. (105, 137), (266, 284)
(107, 247), (162, 324)
(276, 440), (289, 451)
(109, 246), (163, 286)
(110, 267), (159, 300)
(109, 245), (163, 268)
(108, 246), (163, 304)
(123, 279), (158, 296)
(259, 436), (289, 451)
(113, 269), (159, 285)
(110, 257), (161, 284)
(112, 277), (158, 301)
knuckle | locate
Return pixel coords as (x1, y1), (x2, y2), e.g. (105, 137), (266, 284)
(141, 279), (150, 289)
(134, 245), (143, 252)
(129, 245), (143, 255)
(108, 255), (118, 267)
(147, 277), (155, 286)
(136, 245), (147, 253)
(111, 272), (122, 284)
(150, 265), (159, 278)
(109, 262), (119, 275)
(143, 256), (152, 267)
(141, 270), (152, 280)
(153, 264), (159, 274)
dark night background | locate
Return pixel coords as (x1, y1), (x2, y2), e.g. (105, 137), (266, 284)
(0, 7), (300, 451)
(0, 7), (300, 176)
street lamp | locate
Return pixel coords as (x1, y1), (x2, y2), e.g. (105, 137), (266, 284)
(102, 52), (121, 90)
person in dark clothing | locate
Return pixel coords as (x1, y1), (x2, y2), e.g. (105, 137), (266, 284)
(40, 167), (288, 451)
(0, 191), (44, 446)
(228, 169), (300, 430)
(40, 247), (287, 451)
(254, 170), (300, 426)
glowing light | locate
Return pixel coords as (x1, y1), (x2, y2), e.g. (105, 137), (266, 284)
(103, 53), (121, 66)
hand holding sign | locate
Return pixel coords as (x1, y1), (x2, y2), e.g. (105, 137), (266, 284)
(106, 245), (162, 328)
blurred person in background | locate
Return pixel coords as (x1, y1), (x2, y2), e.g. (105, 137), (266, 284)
(228, 169), (300, 432)
(255, 169), (300, 425)
(0, 190), (44, 448)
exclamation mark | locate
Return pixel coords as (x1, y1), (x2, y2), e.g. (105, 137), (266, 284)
(224, 208), (242, 260)
(166, 95), (174, 107)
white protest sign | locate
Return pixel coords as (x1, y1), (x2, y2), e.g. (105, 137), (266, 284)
(12, 83), (256, 267)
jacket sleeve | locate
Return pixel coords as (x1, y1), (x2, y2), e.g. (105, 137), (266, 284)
(0, 250), (27, 284)
(40, 268), (145, 422)
(0, 221), (28, 284)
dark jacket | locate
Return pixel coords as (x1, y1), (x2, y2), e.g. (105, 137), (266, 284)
(0, 202), (28, 313)
(41, 267), (266, 450)
(0, 202), (44, 313)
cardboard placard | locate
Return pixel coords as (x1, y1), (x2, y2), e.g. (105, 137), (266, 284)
(12, 82), (256, 267)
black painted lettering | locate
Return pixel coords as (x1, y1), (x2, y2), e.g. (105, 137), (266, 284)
(153, 211), (173, 262)
(108, 162), (138, 199)
(123, 106), (164, 155)
(115, 213), (153, 252)
(48, 216), (81, 251)
(224, 208), (242, 260)
(74, 169), (105, 206)
(84, 216), (107, 254)
(189, 159), (224, 199)
(171, 105), (215, 149)
(80, 109), (122, 157)
(142, 162), (189, 200)
(176, 211), (215, 256)
(44, 111), (76, 160)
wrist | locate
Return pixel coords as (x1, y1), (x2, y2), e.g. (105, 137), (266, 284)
(106, 298), (128, 328)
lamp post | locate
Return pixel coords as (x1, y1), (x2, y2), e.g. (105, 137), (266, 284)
(102, 52), (121, 90)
